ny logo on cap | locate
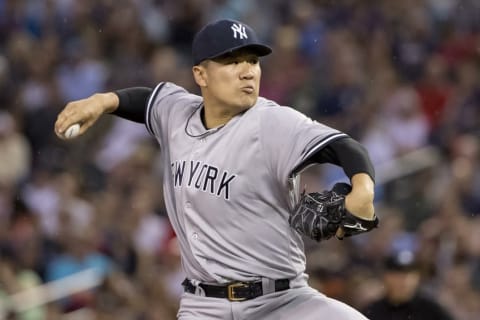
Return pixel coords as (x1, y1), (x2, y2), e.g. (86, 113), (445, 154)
(231, 23), (248, 39)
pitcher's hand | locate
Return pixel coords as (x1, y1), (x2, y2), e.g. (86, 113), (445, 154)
(55, 92), (119, 140)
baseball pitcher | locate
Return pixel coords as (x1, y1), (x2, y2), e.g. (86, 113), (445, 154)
(55, 19), (378, 320)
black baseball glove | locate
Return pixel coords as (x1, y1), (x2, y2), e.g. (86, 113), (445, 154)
(289, 183), (379, 241)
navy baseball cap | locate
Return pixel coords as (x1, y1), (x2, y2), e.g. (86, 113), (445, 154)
(384, 250), (418, 272)
(192, 19), (272, 65)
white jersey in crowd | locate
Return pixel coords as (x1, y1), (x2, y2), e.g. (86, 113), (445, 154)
(145, 82), (347, 284)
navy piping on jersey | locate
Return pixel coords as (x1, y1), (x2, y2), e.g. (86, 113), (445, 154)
(185, 103), (224, 138)
(145, 82), (166, 135)
(184, 103), (236, 138)
(302, 132), (348, 159)
(292, 132), (348, 176)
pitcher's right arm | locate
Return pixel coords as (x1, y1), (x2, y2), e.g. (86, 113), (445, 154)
(55, 87), (152, 139)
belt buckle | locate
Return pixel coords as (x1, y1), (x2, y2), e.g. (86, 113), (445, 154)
(227, 282), (249, 301)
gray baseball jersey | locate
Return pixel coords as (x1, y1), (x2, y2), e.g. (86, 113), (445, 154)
(145, 82), (347, 284)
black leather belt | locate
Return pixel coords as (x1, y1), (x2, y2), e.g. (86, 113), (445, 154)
(182, 278), (290, 301)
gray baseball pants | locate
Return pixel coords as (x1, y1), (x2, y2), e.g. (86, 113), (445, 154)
(177, 280), (368, 320)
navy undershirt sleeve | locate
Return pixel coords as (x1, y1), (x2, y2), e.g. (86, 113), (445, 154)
(310, 137), (375, 182)
(112, 87), (152, 123)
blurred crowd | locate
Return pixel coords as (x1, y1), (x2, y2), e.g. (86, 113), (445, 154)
(0, 0), (479, 319)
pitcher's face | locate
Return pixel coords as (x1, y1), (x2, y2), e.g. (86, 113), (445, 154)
(193, 50), (261, 112)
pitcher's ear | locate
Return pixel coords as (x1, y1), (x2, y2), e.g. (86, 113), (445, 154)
(192, 65), (207, 87)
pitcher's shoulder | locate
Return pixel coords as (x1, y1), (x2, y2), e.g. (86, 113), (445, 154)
(255, 97), (307, 119)
(255, 97), (280, 109)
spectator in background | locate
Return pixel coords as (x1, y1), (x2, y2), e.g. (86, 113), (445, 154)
(0, 189), (52, 319)
(415, 54), (452, 131)
(366, 85), (430, 161)
(45, 225), (113, 313)
(0, 112), (31, 188)
(0, 55), (15, 112)
(362, 249), (453, 320)
(448, 133), (480, 218)
(0, 244), (46, 319)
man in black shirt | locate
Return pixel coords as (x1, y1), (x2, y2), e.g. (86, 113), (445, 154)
(362, 250), (453, 320)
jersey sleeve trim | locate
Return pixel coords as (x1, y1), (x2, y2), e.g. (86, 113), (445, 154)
(145, 82), (166, 135)
(292, 132), (348, 176)
(302, 132), (348, 159)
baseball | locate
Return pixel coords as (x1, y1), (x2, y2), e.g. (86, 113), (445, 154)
(64, 123), (81, 139)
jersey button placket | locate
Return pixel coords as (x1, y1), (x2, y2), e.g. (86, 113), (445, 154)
(185, 137), (206, 247)
(184, 202), (196, 239)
